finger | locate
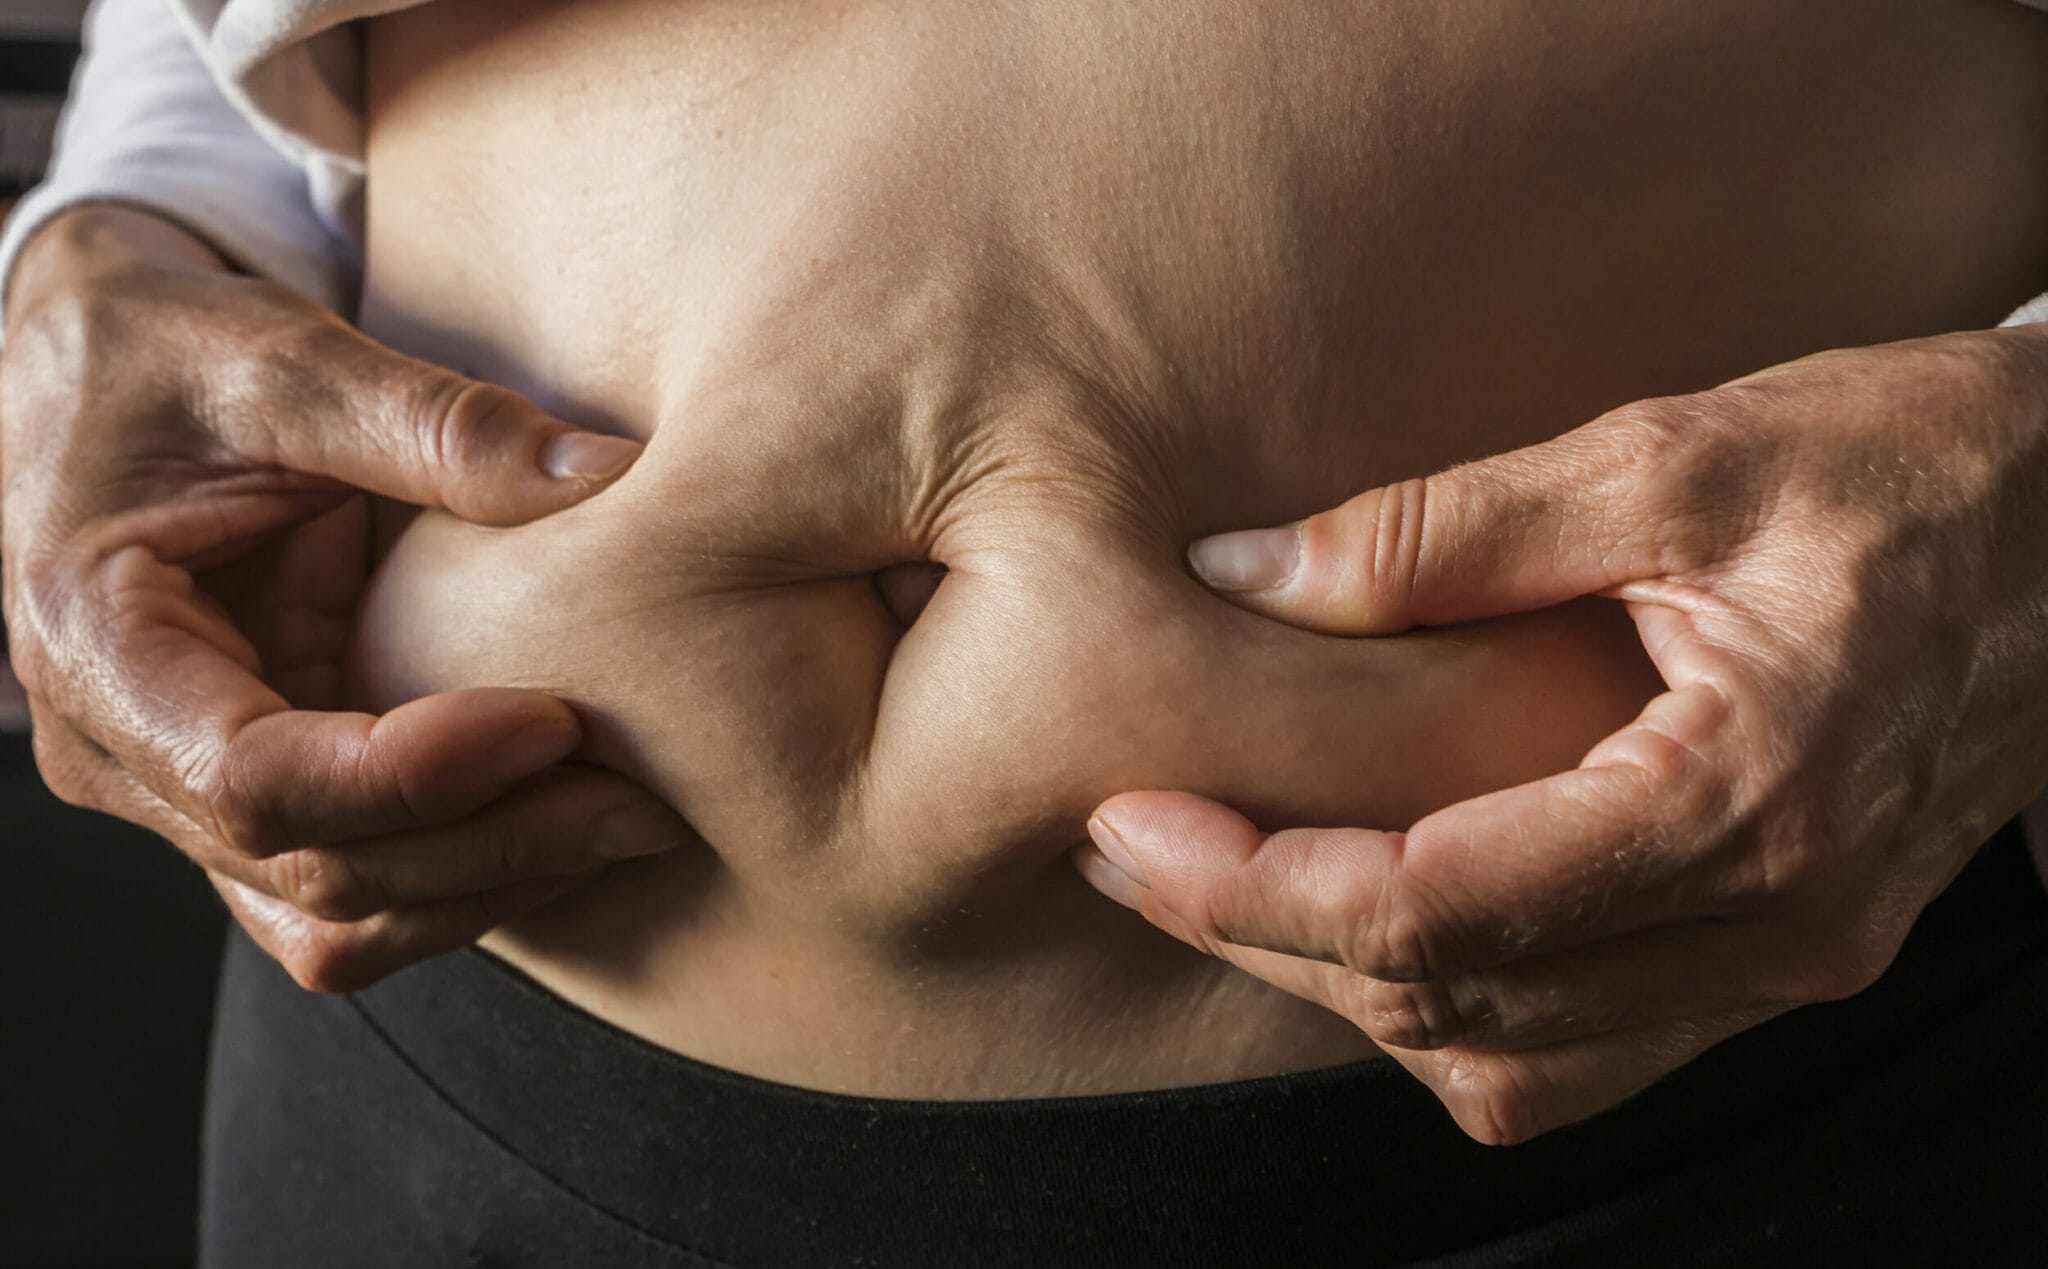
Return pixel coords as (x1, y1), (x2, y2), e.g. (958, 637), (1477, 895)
(214, 871), (582, 994)
(1085, 684), (1742, 981)
(1183, 911), (1826, 1053)
(30, 678), (650, 936)
(56, 547), (589, 855)
(221, 767), (692, 922)
(182, 686), (593, 857)
(1382, 1007), (1784, 1146)
(216, 309), (643, 525)
(1083, 838), (1792, 1144)
(53, 697), (689, 927)
(1185, 399), (1742, 634)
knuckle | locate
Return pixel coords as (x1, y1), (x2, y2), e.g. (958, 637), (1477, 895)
(195, 765), (287, 860)
(266, 849), (384, 923)
(3, 272), (115, 385)
(1621, 717), (1712, 801)
(1183, 923), (1236, 965)
(1353, 978), (1480, 1051)
(191, 734), (308, 860)
(411, 376), (526, 477)
(1709, 789), (1824, 909)
(1740, 822), (1832, 906)
(1309, 477), (1430, 620)
(1177, 868), (1257, 951)
(1344, 899), (1440, 982)
(1749, 788), (1867, 899)
(1341, 842), (1454, 981)
(282, 934), (379, 995)
(1598, 395), (1699, 473)
(1437, 1052), (1546, 1147)
(1596, 394), (1755, 570)
(1604, 727), (1735, 855)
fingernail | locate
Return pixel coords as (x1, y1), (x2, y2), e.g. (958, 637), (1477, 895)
(1188, 525), (1301, 591)
(591, 803), (688, 860)
(1073, 844), (1142, 909)
(540, 432), (641, 482)
(493, 718), (579, 783)
(1086, 814), (1148, 887)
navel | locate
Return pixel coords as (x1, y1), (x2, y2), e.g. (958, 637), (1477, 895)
(873, 560), (949, 627)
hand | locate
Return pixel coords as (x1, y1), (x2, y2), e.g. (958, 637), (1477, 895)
(1, 206), (690, 991)
(1076, 324), (2048, 1144)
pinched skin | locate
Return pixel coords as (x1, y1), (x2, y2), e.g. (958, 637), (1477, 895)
(349, 0), (2048, 1094)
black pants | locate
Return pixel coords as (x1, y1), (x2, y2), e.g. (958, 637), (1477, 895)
(200, 824), (2048, 1268)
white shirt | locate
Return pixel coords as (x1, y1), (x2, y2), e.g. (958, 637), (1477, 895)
(0, 0), (379, 314)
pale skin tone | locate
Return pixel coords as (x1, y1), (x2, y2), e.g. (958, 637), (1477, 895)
(352, 0), (2048, 1107)
(6, 0), (2048, 1138)
(348, 0), (1667, 1094)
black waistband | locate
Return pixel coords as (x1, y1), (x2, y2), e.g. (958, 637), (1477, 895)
(205, 823), (2048, 1267)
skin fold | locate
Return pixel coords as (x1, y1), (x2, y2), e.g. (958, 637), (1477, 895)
(347, 0), (2048, 1096)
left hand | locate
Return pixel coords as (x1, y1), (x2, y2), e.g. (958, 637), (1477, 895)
(1075, 324), (2048, 1144)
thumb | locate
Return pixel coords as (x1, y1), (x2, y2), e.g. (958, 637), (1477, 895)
(233, 316), (644, 526)
(1185, 415), (1680, 635)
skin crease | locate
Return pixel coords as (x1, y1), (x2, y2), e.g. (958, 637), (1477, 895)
(348, 0), (2048, 1096)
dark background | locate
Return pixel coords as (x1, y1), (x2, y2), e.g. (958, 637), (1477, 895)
(4, 5), (228, 1266)
(1, 733), (225, 1269)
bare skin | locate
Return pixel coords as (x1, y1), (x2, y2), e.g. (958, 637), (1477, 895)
(348, 0), (2048, 1101)
(0, 206), (690, 989)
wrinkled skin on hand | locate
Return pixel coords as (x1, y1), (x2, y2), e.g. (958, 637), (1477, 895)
(0, 206), (686, 991)
(1082, 324), (2048, 1143)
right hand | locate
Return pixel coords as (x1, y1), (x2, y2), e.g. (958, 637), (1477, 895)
(0, 206), (690, 990)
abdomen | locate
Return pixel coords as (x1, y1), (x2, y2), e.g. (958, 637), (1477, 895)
(346, 0), (2048, 1096)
